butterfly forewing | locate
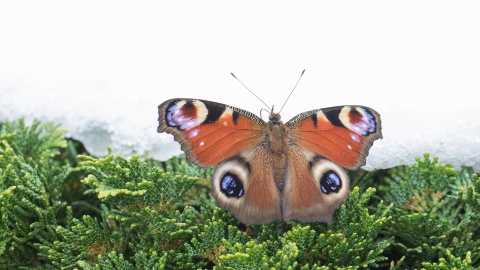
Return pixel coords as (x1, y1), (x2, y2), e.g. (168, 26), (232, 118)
(285, 106), (382, 170)
(158, 99), (266, 167)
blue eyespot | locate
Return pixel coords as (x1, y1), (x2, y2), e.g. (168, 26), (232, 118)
(220, 172), (244, 198)
(320, 170), (342, 194)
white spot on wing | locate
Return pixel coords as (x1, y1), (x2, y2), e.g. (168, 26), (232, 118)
(199, 141), (204, 146)
(189, 129), (199, 138)
(351, 133), (361, 142)
(182, 121), (197, 130)
(220, 107), (234, 125)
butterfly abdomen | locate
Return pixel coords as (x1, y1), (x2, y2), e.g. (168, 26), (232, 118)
(266, 117), (288, 191)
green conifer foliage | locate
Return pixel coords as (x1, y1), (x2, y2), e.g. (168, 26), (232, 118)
(1, 119), (479, 269)
(383, 154), (480, 268)
(0, 119), (69, 268)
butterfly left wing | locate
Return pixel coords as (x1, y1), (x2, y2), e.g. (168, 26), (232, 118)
(158, 98), (282, 224)
(285, 105), (382, 170)
(158, 99), (266, 167)
(211, 148), (283, 225)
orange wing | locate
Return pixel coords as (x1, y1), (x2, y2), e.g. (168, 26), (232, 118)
(211, 148), (282, 225)
(158, 99), (266, 167)
(285, 106), (382, 170)
(282, 147), (350, 224)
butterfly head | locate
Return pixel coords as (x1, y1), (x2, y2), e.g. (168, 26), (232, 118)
(267, 105), (282, 125)
(268, 111), (282, 125)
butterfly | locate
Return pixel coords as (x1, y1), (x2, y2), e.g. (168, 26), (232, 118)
(157, 98), (382, 225)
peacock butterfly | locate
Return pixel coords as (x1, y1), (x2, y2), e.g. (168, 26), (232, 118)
(157, 95), (382, 225)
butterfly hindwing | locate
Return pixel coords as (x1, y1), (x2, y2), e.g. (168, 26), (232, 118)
(211, 148), (282, 225)
(158, 99), (266, 167)
(285, 106), (382, 170)
(282, 146), (350, 224)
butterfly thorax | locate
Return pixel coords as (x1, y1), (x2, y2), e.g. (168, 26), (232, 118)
(267, 112), (287, 191)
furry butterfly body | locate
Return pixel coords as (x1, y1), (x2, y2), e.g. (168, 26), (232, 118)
(157, 99), (382, 225)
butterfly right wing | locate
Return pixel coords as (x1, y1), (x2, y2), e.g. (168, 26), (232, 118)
(281, 105), (381, 223)
(282, 146), (350, 224)
(285, 105), (382, 170)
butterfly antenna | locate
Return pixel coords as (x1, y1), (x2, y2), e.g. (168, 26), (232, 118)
(231, 73), (271, 112)
(259, 107), (270, 119)
(279, 69), (305, 114)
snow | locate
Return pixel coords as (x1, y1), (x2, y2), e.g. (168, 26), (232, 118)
(1, 2), (480, 171)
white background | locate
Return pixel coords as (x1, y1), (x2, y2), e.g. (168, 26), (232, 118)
(1, 1), (479, 170)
